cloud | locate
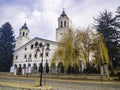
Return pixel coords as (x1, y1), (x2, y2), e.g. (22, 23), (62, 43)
(0, 0), (120, 41)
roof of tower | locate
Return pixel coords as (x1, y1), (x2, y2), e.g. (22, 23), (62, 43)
(21, 22), (28, 30)
(60, 9), (67, 17)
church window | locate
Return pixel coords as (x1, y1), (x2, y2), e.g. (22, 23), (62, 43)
(24, 55), (27, 59)
(15, 56), (18, 60)
(31, 44), (34, 49)
(61, 21), (63, 27)
(35, 41), (38, 47)
(39, 42), (42, 47)
(15, 64), (17, 68)
(28, 63), (31, 66)
(23, 64), (26, 68)
(26, 33), (28, 36)
(29, 54), (31, 59)
(25, 47), (27, 50)
(64, 21), (66, 27)
(23, 32), (25, 36)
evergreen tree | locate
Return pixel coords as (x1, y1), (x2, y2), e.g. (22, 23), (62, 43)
(113, 6), (120, 68)
(94, 10), (119, 72)
(0, 22), (15, 72)
(115, 6), (120, 27)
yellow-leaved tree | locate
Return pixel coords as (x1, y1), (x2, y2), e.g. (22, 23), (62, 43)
(52, 27), (94, 72)
(92, 33), (110, 69)
(52, 28), (79, 71)
(74, 27), (93, 69)
(98, 33), (109, 64)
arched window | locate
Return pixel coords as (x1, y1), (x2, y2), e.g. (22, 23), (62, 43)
(29, 54), (31, 59)
(58, 62), (64, 73)
(33, 63), (37, 73)
(39, 42), (42, 47)
(28, 63), (31, 66)
(35, 41), (38, 47)
(23, 32), (25, 36)
(23, 64), (26, 68)
(33, 63), (37, 68)
(31, 44), (34, 49)
(15, 64), (17, 68)
(64, 21), (66, 27)
(19, 64), (21, 67)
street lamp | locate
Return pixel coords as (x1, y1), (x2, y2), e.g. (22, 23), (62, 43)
(36, 43), (50, 86)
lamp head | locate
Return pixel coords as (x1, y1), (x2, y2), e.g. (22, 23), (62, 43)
(39, 42), (43, 47)
(36, 47), (40, 52)
(46, 43), (50, 52)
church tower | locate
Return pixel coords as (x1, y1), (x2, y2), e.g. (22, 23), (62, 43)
(56, 9), (69, 42)
(15, 22), (30, 50)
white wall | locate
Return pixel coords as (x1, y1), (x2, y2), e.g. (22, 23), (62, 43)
(13, 39), (57, 68)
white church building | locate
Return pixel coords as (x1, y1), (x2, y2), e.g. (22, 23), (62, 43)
(12, 10), (70, 74)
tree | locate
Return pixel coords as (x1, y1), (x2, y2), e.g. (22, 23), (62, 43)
(115, 6), (120, 28)
(52, 28), (80, 72)
(89, 32), (110, 76)
(94, 10), (119, 73)
(74, 28), (93, 72)
(0, 22), (15, 72)
(52, 28), (94, 73)
(97, 33), (110, 65)
(113, 6), (120, 68)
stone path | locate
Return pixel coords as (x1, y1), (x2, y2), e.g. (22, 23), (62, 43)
(0, 75), (120, 90)
(46, 80), (120, 90)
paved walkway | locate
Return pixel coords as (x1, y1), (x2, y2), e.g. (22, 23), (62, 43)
(0, 75), (120, 90)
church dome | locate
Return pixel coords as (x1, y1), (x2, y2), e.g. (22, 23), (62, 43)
(21, 22), (28, 30)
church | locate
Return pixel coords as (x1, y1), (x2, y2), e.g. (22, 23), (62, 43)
(12, 10), (70, 74)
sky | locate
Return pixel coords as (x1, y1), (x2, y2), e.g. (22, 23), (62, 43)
(0, 0), (120, 41)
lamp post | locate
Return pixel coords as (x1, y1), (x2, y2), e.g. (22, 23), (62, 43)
(26, 58), (32, 77)
(44, 60), (47, 85)
(36, 43), (50, 86)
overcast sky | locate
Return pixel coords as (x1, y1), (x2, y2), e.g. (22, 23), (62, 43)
(0, 0), (119, 41)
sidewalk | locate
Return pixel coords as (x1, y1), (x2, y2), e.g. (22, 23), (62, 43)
(0, 72), (117, 79)
(0, 72), (120, 86)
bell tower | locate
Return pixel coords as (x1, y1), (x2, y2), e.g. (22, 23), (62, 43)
(56, 9), (69, 42)
(15, 22), (30, 50)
